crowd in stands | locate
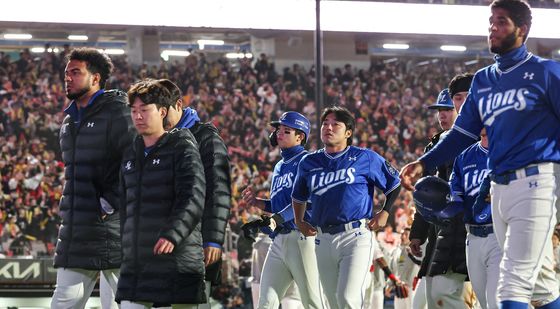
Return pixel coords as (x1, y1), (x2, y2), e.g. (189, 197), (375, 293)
(0, 47), (495, 307)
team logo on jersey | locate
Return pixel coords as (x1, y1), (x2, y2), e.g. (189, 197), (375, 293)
(270, 172), (294, 199)
(464, 168), (491, 196)
(478, 88), (528, 126)
(385, 161), (398, 176)
(310, 167), (356, 196)
(349, 156), (357, 161)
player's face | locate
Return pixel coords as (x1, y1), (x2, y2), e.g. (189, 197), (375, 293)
(436, 108), (457, 131)
(480, 128), (488, 148)
(488, 8), (526, 55)
(164, 100), (182, 130)
(321, 113), (351, 148)
(276, 124), (303, 149)
(64, 60), (99, 101)
(130, 99), (166, 137)
(452, 91), (468, 113)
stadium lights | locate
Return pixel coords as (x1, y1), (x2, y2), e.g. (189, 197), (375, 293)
(225, 53), (253, 59)
(68, 35), (88, 41)
(161, 50), (191, 61)
(3, 33), (32, 39)
(383, 43), (409, 50)
(1, 2), (560, 39)
(31, 47), (45, 53)
(198, 39), (224, 50)
(103, 49), (125, 55)
(441, 45), (467, 52)
(464, 59), (479, 66)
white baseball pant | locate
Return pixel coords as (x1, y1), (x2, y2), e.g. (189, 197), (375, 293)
(412, 278), (427, 309)
(121, 301), (196, 309)
(466, 231), (501, 309)
(425, 271), (467, 309)
(491, 162), (560, 306)
(51, 267), (119, 309)
(257, 231), (322, 309)
(315, 222), (373, 309)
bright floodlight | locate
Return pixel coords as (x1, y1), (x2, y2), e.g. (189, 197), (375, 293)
(441, 45), (467, 52)
(68, 35), (88, 41)
(4, 33), (32, 39)
(383, 43), (409, 50)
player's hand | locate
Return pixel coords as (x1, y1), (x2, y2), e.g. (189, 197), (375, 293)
(400, 161), (425, 191)
(409, 238), (423, 257)
(296, 221), (317, 237)
(241, 185), (258, 207)
(368, 210), (389, 231)
(204, 246), (222, 266)
(153, 237), (175, 255)
(393, 280), (409, 298)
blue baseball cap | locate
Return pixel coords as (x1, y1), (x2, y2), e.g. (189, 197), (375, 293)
(428, 88), (454, 110)
(270, 111), (310, 138)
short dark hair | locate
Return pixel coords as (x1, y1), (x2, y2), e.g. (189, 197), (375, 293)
(320, 106), (355, 146)
(157, 79), (182, 107)
(127, 79), (173, 110)
(448, 73), (474, 98)
(491, 0), (532, 41)
(66, 48), (114, 89)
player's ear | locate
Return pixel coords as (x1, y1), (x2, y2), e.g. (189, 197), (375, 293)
(345, 129), (352, 139)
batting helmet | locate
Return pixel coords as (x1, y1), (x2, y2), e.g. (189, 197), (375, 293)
(269, 111), (310, 146)
(413, 176), (451, 224)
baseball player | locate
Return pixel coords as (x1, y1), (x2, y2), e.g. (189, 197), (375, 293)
(292, 106), (402, 309)
(389, 228), (421, 309)
(241, 111), (323, 309)
(409, 88), (469, 309)
(441, 128), (501, 309)
(400, 1), (560, 308)
(365, 238), (408, 309)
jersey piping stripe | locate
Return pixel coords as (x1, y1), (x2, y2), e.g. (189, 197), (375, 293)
(495, 53), (533, 75)
(323, 147), (350, 160)
(453, 125), (479, 141)
(282, 150), (307, 165)
(385, 181), (401, 195)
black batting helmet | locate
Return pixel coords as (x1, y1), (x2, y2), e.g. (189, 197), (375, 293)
(413, 176), (450, 224)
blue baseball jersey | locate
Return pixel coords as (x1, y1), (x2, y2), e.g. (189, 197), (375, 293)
(449, 142), (492, 224)
(291, 146), (400, 227)
(267, 150), (311, 231)
(453, 45), (560, 175)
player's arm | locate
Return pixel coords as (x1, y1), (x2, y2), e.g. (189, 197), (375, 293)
(400, 93), (482, 190)
(376, 255), (409, 298)
(291, 159), (316, 236)
(241, 185), (270, 211)
(369, 154), (401, 230)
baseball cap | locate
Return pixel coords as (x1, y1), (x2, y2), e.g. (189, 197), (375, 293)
(270, 111), (310, 138)
(428, 88), (454, 110)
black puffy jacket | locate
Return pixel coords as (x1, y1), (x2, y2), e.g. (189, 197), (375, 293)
(410, 131), (468, 277)
(189, 122), (231, 283)
(116, 129), (207, 304)
(55, 90), (135, 270)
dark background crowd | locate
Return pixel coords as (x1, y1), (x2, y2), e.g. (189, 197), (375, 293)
(0, 47), (494, 307)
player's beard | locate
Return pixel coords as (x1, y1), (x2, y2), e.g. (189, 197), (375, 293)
(66, 78), (93, 101)
(490, 31), (518, 55)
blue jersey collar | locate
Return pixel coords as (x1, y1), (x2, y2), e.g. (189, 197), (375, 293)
(281, 145), (305, 161)
(494, 44), (530, 73)
(175, 107), (200, 129)
(64, 89), (105, 123)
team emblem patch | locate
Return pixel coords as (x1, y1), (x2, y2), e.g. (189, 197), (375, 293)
(385, 161), (398, 176)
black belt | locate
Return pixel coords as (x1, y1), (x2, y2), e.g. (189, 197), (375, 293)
(276, 227), (294, 235)
(491, 165), (540, 185)
(319, 220), (363, 235)
(468, 224), (493, 238)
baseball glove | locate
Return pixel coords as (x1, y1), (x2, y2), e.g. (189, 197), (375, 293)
(241, 215), (272, 242)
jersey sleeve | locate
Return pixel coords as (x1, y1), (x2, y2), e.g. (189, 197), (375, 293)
(453, 90), (484, 140)
(545, 60), (560, 120)
(449, 156), (464, 203)
(291, 156), (310, 203)
(367, 150), (400, 194)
